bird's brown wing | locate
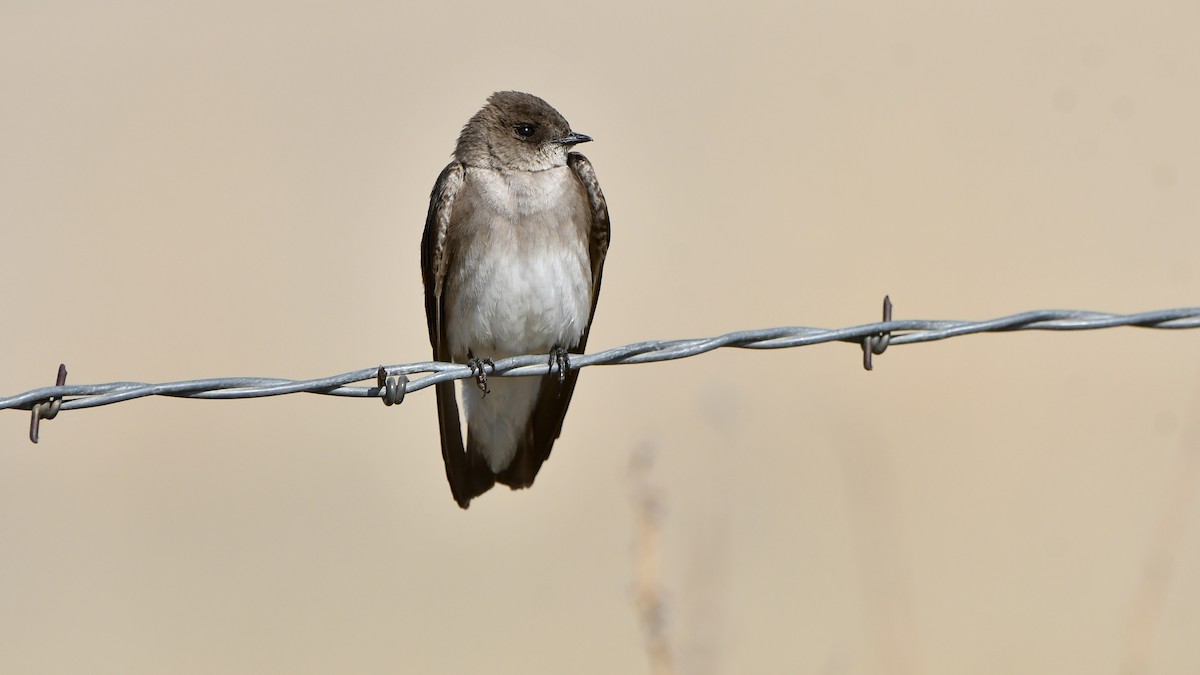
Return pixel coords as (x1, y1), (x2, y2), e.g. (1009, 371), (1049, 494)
(496, 152), (611, 489)
(421, 161), (495, 508)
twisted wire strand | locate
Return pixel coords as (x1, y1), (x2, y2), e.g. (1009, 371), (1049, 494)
(3, 307), (1198, 418)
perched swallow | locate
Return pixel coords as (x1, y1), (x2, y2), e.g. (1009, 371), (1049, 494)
(421, 91), (610, 508)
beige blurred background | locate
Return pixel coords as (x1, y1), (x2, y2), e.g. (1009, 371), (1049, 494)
(2, 1), (1199, 673)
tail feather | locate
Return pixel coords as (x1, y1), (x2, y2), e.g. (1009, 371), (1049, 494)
(454, 367), (584, 504)
(436, 380), (496, 509)
(495, 368), (582, 489)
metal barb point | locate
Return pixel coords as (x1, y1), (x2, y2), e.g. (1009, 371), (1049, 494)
(376, 366), (409, 407)
(862, 296), (893, 371)
(29, 363), (68, 444)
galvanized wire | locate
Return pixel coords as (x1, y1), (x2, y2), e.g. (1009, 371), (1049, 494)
(4, 305), (1199, 441)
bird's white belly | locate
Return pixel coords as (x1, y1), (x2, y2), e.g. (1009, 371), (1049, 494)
(447, 226), (591, 360)
(448, 216), (591, 473)
(445, 166), (592, 360)
(442, 165), (595, 473)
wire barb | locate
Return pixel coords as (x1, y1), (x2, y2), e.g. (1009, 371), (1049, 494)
(377, 367), (408, 407)
(3, 305), (1200, 443)
(29, 364), (67, 444)
(862, 295), (893, 371)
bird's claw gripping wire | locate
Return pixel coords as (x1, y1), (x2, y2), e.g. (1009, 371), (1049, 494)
(466, 355), (494, 396)
(549, 347), (571, 389)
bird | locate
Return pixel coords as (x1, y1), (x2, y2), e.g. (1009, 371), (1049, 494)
(420, 91), (610, 508)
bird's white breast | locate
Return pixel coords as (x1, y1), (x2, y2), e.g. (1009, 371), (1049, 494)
(445, 166), (592, 361)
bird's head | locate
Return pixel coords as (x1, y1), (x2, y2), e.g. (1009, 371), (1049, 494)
(455, 91), (592, 172)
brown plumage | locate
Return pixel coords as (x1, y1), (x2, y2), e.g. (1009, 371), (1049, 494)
(420, 92), (610, 508)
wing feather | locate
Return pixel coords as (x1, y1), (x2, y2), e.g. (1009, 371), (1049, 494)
(421, 162), (495, 508)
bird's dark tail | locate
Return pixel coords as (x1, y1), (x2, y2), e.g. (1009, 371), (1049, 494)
(493, 369), (582, 490)
(436, 381), (496, 509)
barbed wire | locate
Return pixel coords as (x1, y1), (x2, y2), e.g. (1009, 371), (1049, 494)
(4, 300), (1199, 442)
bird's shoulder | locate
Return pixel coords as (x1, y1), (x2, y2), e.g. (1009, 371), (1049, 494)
(566, 152), (610, 260)
(421, 161), (465, 305)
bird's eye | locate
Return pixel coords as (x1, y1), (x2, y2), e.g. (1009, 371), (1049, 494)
(515, 123), (537, 138)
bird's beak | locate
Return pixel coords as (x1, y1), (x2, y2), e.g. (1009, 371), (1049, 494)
(556, 131), (593, 146)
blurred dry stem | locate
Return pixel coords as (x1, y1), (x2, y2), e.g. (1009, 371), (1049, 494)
(630, 444), (676, 675)
(1120, 375), (1200, 675)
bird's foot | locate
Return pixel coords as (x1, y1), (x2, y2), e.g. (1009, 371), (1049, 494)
(548, 346), (571, 390)
(466, 354), (494, 396)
